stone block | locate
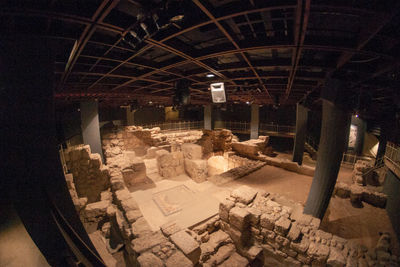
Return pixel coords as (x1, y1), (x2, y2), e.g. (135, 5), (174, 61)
(121, 197), (139, 212)
(287, 223), (301, 241)
(166, 251), (193, 267)
(184, 159), (208, 183)
(247, 206), (261, 225)
(307, 242), (330, 262)
(290, 237), (310, 254)
(229, 207), (250, 231)
(170, 230), (201, 264)
(335, 182), (351, 198)
(115, 188), (131, 203)
(260, 213), (280, 230)
(131, 217), (152, 237)
(200, 230), (232, 261)
(218, 252), (249, 267)
(122, 158), (147, 190)
(219, 198), (235, 222)
(84, 200), (110, 221)
(327, 247), (346, 267)
(125, 209), (142, 223)
(145, 147), (159, 159)
(274, 217), (291, 236)
(181, 143), (202, 159)
(137, 252), (163, 267)
(232, 141), (261, 157)
(131, 232), (166, 253)
(231, 185), (258, 205)
(207, 156), (229, 176)
(160, 221), (181, 237)
(205, 243), (235, 266)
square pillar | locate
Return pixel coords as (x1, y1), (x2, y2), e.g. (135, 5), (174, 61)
(292, 103), (309, 165)
(304, 100), (351, 219)
(204, 104), (212, 130)
(250, 104), (259, 139)
(126, 107), (135, 126)
(80, 100), (104, 162)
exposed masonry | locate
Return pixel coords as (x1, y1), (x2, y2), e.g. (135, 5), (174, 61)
(219, 185), (399, 267)
(63, 127), (395, 266)
(334, 159), (387, 209)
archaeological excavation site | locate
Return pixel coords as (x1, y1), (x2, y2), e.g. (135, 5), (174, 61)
(2, 1), (400, 266)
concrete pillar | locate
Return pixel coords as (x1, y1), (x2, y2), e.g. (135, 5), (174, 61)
(204, 104), (212, 130)
(2, 37), (103, 266)
(126, 107), (135, 126)
(292, 103), (308, 165)
(250, 104), (259, 139)
(304, 100), (351, 219)
(80, 100), (104, 162)
(376, 125), (388, 165)
(350, 115), (366, 155)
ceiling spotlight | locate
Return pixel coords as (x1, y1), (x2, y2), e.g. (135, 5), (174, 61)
(246, 101), (250, 105)
(206, 74), (215, 78)
(168, 0), (185, 23)
(140, 22), (150, 36)
(148, 101), (153, 104)
(129, 30), (141, 42)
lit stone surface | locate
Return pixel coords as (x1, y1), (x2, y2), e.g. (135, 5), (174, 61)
(137, 252), (163, 267)
(170, 230), (201, 264)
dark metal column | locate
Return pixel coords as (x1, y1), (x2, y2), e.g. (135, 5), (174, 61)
(376, 124), (388, 165)
(204, 104), (212, 130)
(80, 100), (104, 162)
(292, 103), (308, 165)
(304, 100), (351, 218)
(250, 104), (259, 139)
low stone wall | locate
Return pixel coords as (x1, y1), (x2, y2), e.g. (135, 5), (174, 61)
(334, 182), (387, 208)
(219, 185), (399, 267)
(332, 159), (388, 209)
(64, 145), (110, 203)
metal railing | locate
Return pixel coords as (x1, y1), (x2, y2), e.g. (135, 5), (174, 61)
(305, 135), (319, 151)
(137, 120), (296, 135)
(138, 121), (204, 131)
(385, 142), (400, 171)
(214, 121), (295, 135)
(259, 123), (295, 134)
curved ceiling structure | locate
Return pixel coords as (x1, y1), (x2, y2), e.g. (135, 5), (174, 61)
(1, 0), (399, 114)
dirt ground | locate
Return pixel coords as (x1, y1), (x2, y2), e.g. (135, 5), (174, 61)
(224, 162), (399, 254)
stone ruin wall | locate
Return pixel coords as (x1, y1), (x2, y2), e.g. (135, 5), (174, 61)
(64, 145), (110, 203)
(218, 185), (399, 267)
(334, 159), (387, 209)
(60, 127), (398, 267)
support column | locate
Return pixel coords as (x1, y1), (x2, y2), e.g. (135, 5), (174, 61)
(376, 124), (388, 165)
(126, 107), (135, 126)
(250, 104), (259, 139)
(304, 100), (351, 218)
(292, 103), (308, 165)
(80, 100), (104, 162)
(204, 104), (212, 130)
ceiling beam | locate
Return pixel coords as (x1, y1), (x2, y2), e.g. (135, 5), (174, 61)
(282, 0), (310, 104)
(110, 38), (236, 91)
(193, 0), (271, 99)
(336, 8), (399, 69)
(58, 0), (119, 90)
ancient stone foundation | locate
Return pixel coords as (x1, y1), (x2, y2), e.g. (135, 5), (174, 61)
(64, 145), (110, 203)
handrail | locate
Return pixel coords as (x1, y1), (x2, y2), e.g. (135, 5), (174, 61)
(46, 191), (106, 267)
(136, 120), (296, 134)
(385, 142), (400, 173)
